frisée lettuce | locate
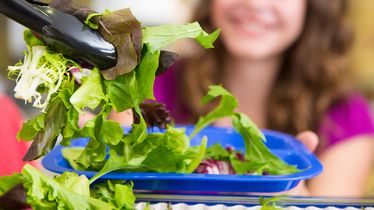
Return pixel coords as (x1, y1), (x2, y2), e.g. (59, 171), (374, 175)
(8, 31), (79, 112)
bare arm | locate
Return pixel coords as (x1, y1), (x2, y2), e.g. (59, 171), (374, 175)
(108, 109), (134, 126)
(308, 135), (374, 197)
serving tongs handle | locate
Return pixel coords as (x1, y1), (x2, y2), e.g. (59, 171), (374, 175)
(0, 0), (51, 33)
(0, 0), (117, 70)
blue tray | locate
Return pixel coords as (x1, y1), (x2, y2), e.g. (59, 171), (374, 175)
(42, 126), (323, 193)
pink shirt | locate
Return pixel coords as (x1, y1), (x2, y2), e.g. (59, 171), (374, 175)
(0, 95), (28, 176)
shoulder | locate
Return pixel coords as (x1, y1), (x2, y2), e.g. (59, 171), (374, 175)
(319, 93), (374, 148)
(154, 63), (192, 123)
(0, 95), (27, 175)
(154, 63), (180, 109)
(0, 95), (21, 118)
(0, 94), (22, 129)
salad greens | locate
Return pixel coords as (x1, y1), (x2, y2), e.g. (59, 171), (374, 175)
(192, 86), (298, 175)
(62, 85), (298, 179)
(9, 15), (217, 163)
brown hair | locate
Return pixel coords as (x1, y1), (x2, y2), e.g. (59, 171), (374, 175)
(178, 0), (353, 135)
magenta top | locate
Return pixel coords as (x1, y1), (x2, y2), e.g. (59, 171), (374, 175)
(154, 67), (374, 150)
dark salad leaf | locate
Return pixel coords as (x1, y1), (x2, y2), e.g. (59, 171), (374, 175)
(0, 184), (29, 210)
(50, 0), (142, 80)
(97, 8), (142, 80)
(156, 50), (179, 76)
(49, 0), (95, 21)
(0, 174), (28, 210)
(134, 101), (172, 129)
(23, 95), (67, 161)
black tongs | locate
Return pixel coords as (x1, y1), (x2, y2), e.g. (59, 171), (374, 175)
(0, 0), (117, 69)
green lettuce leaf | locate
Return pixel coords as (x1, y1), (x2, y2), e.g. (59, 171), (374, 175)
(230, 157), (266, 175)
(104, 48), (160, 112)
(89, 113), (148, 183)
(204, 143), (230, 160)
(61, 108), (80, 146)
(143, 22), (220, 53)
(24, 30), (44, 47)
(17, 114), (45, 141)
(101, 120), (124, 146)
(233, 113), (299, 175)
(89, 149), (128, 184)
(23, 96), (67, 161)
(91, 180), (135, 210)
(260, 195), (288, 210)
(190, 85), (238, 138)
(73, 103), (123, 171)
(0, 174), (22, 197)
(185, 137), (208, 173)
(62, 147), (85, 170)
(75, 107), (115, 170)
(70, 68), (106, 113)
(114, 183), (136, 210)
(59, 79), (81, 145)
(22, 164), (113, 210)
(123, 108), (148, 146)
(89, 126), (205, 183)
(53, 172), (91, 196)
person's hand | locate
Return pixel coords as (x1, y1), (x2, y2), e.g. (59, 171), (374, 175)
(283, 131), (319, 196)
(296, 131), (319, 153)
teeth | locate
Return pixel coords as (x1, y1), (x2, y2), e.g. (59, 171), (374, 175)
(239, 22), (265, 33)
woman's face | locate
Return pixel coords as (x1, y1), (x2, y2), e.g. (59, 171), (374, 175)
(211, 0), (307, 60)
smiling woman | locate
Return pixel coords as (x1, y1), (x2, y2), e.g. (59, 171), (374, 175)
(154, 0), (374, 196)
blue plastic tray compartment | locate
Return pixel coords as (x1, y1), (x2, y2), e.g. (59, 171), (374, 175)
(42, 126), (323, 193)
